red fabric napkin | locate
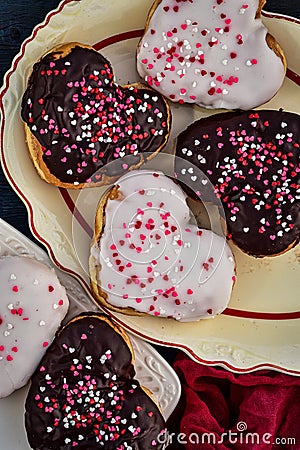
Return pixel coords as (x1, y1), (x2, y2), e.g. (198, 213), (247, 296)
(166, 352), (300, 449)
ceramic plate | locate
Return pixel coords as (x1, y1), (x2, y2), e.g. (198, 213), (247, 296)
(0, 0), (300, 374)
(0, 218), (180, 449)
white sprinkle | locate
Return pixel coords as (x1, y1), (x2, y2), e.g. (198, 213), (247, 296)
(197, 155), (206, 164)
(39, 320), (46, 326)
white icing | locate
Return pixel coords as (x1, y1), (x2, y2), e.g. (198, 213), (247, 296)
(0, 256), (69, 397)
(137, 0), (285, 110)
(91, 170), (235, 321)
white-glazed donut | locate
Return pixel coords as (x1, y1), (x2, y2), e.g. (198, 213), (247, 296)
(0, 256), (69, 397)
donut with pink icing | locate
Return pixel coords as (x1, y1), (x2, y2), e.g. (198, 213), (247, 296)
(89, 170), (235, 321)
(137, 0), (286, 110)
(0, 256), (69, 398)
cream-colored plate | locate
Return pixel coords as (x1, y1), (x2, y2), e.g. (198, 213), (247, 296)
(0, 218), (180, 449)
(0, 0), (299, 374)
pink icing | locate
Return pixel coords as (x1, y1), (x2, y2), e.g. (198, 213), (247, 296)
(91, 170), (235, 321)
(0, 256), (69, 398)
(137, 0), (285, 109)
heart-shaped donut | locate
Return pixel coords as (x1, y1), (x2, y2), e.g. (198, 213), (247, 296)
(137, 0), (286, 110)
(89, 170), (235, 321)
(21, 43), (171, 188)
(0, 256), (69, 398)
(175, 110), (300, 257)
(25, 313), (165, 449)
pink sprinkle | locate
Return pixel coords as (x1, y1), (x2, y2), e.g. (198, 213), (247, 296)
(136, 298), (142, 303)
(187, 289), (193, 295)
(81, 334), (87, 340)
(122, 164), (128, 170)
(251, 59), (257, 65)
(43, 342), (49, 347)
(12, 285), (18, 293)
(270, 235), (276, 241)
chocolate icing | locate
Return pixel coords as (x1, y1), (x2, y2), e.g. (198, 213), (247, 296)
(25, 313), (165, 449)
(21, 45), (170, 185)
(175, 110), (300, 256)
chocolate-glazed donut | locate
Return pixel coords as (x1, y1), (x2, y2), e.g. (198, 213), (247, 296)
(175, 110), (300, 257)
(21, 43), (171, 189)
(25, 313), (165, 449)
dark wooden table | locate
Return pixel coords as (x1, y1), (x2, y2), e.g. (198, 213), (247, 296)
(0, 0), (300, 365)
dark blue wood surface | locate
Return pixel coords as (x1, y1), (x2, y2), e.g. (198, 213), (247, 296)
(0, 0), (299, 364)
